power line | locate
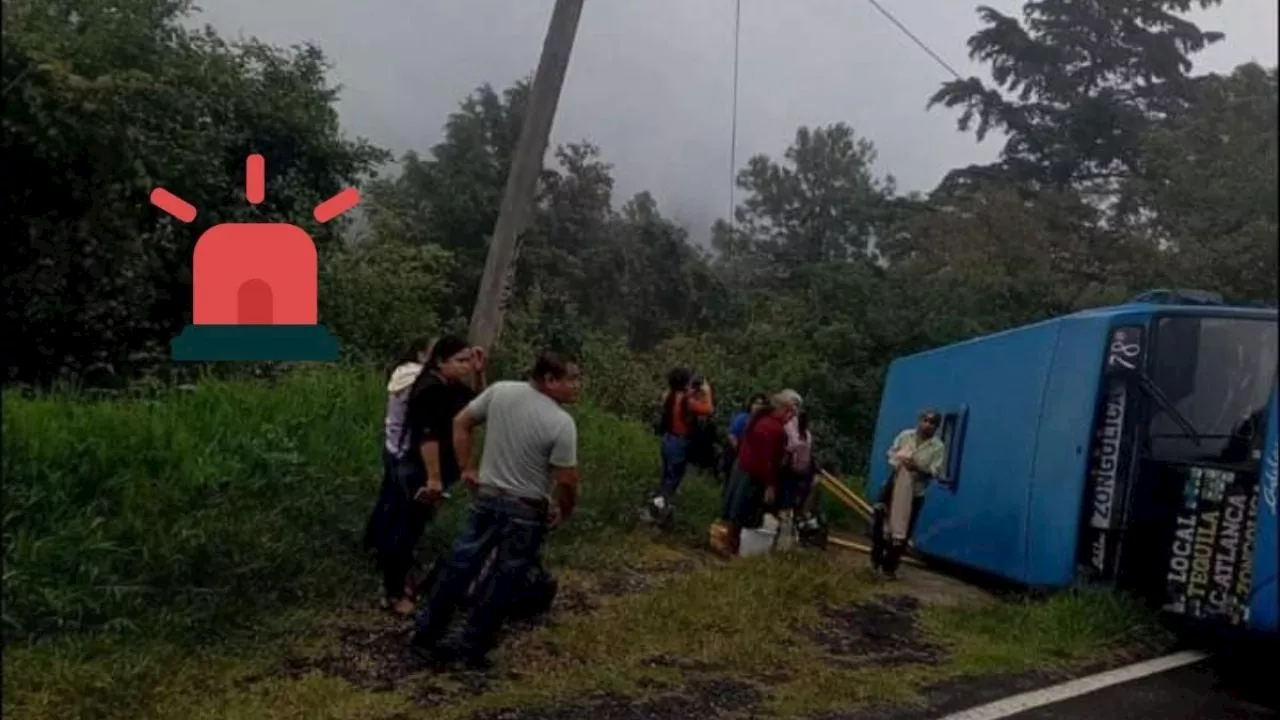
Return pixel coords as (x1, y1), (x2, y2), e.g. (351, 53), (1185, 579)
(725, 0), (963, 230)
(863, 0), (964, 81)
(727, 0), (742, 234)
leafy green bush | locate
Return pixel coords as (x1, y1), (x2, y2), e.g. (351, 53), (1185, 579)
(563, 328), (875, 475)
(319, 239), (456, 363)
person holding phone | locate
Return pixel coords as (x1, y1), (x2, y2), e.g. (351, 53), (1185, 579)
(646, 368), (714, 523)
(377, 335), (485, 616)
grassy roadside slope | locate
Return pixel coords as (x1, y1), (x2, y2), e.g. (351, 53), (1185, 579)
(2, 368), (1172, 719)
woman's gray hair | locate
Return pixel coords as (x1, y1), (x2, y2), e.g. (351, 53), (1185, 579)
(773, 389), (803, 409)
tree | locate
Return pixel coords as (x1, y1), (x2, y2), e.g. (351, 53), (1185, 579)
(726, 124), (896, 275)
(1130, 63), (1278, 304)
(518, 149), (724, 350)
(367, 80), (725, 353)
(2, 0), (385, 385)
(889, 185), (1162, 339)
(363, 81), (531, 320)
(929, 0), (1224, 196)
(612, 192), (727, 349)
(702, 124), (906, 467)
(516, 141), (618, 325)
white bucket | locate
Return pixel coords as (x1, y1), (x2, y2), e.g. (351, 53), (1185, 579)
(739, 523), (778, 557)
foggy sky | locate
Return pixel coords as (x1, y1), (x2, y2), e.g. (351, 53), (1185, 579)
(192, 0), (1278, 236)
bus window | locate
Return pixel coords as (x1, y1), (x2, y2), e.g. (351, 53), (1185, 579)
(937, 405), (968, 490)
(1147, 317), (1278, 466)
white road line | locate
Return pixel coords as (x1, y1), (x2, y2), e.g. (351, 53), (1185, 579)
(934, 650), (1210, 720)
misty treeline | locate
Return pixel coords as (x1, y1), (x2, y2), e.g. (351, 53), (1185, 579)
(4, 0), (1276, 470)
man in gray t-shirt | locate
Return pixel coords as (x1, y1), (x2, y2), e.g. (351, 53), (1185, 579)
(411, 351), (582, 668)
(462, 379), (578, 503)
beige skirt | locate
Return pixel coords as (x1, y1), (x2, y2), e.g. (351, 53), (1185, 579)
(886, 465), (916, 541)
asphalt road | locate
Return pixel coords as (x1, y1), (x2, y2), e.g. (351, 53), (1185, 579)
(1006, 655), (1277, 720)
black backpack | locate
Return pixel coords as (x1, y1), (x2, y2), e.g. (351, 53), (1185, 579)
(686, 416), (721, 472)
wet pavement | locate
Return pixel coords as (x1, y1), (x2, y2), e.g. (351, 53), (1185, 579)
(1005, 654), (1277, 720)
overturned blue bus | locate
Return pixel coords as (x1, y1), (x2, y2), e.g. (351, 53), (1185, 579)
(866, 290), (1278, 637)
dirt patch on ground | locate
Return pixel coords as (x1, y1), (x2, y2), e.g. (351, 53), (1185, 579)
(593, 568), (653, 597)
(591, 558), (700, 598)
(263, 554), (709, 704)
(824, 545), (996, 609)
(409, 670), (496, 705)
(550, 583), (599, 615)
(888, 564), (996, 608)
(276, 614), (419, 692)
(805, 594), (946, 668)
(466, 677), (765, 720)
(271, 604), (538, 698)
(641, 652), (725, 674)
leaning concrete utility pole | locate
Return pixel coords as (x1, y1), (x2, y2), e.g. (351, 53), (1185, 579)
(467, 0), (586, 352)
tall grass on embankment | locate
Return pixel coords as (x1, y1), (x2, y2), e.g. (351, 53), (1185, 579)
(1, 367), (671, 643)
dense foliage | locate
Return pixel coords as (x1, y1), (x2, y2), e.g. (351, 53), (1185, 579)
(4, 0), (1276, 475)
(2, 0), (386, 385)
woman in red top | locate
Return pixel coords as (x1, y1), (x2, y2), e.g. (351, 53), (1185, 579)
(718, 391), (798, 555)
(646, 367), (714, 523)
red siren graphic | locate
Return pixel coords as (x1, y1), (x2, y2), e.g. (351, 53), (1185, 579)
(152, 154), (357, 361)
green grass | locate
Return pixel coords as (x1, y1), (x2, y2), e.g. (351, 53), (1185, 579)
(2, 367), (674, 642)
(4, 368), (387, 639)
(2, 367), (1172, 720)
(925, 587), (1171, 675)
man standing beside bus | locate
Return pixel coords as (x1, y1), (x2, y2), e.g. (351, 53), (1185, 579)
(410, 350), (582, 669)
(871, 408), (947, 579)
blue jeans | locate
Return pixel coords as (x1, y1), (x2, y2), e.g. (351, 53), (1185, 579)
(412, 491), (549, 659)
(658, 433), (690, 501)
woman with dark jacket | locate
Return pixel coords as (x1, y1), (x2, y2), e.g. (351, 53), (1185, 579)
(368, 335), (484, 615)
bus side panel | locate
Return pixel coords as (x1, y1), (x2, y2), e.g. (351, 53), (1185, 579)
(1248, 387), (1278, 634)
(870, 321), (1062, 584)
(1023, 316), (1110, 587)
